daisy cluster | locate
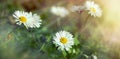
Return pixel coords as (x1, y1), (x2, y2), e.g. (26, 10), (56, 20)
(12, 0), (102, 58)
(13, 10), (74, 52)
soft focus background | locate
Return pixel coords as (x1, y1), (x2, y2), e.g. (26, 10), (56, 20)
(0, 0), (120, 59)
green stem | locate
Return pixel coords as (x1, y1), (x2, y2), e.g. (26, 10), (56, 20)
(62, 50), (68, 59)
(80, 15), (90, 33)
(57, 17), (61, 27)
(41, 17), (61, 30)
(83, 15), (90, 27)
(39, 43), (46, 52)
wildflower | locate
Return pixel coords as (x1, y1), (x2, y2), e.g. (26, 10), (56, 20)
(70, 5), (85, 12)
(53, 31), (74, 51)
(13, 11), (42, 29)
(85, 1), (102, 17)
(51, 6), (69, 17)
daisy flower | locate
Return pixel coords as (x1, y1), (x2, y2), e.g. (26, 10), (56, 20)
(70, 5), (85, 12)
(13, 10), (42, 29)
(84, 1), (102, 17)
(53, 31), (74, 51)
(51, 6), (69, 17)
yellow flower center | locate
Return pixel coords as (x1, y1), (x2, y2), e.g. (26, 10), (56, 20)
(19, 16), (27, 23)
(90, 7), (96, 13)
(60, 37), (67, 44)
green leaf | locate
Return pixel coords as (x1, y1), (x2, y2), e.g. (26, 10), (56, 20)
(62, 50), (67, 57)
(74, 34), (80, 45)
(75, 48), (80, 55)
(39, 43), (45, 51)
(46, 36), (52, 42)
(68, 49), (72, 54)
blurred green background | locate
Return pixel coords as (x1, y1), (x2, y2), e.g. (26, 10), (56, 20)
(0, 0), (120, 59)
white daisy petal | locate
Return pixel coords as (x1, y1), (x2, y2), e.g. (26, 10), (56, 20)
(84, 1), (102, 17)
(13, 10), (42, 29)
(50, 6), (69, 17)
(70, 5), (85, 12)
(53, 30), (74, 51)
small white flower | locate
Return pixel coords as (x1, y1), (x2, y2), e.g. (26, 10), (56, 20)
(53, 31), (74, 51)
(70, 5), (85, 12)
(51, 6), (69, 17)
(13, 10), (42, 29)
(92, 55), (97, 59)
(73, 49), (76, 53)
(85, 1), (102, 17)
